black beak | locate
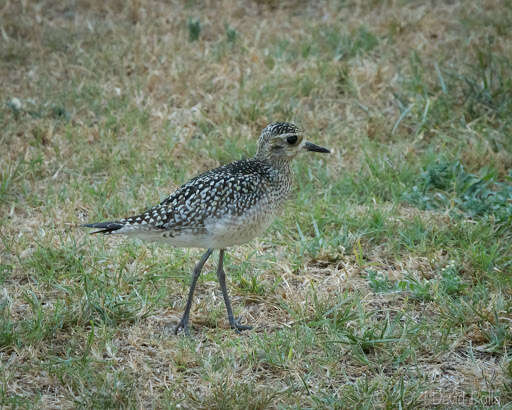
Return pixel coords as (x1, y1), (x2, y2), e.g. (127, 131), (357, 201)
(304, 141), (330, 153)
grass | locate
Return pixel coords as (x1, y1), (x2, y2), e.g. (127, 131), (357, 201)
(1, 0), (511, 407)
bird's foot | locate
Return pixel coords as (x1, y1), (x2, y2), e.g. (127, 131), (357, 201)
(231, 319), (252, 334)
(174, 318), (191, 336)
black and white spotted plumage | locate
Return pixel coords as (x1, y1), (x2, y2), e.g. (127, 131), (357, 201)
(83, 122), (328, 249)
(85, 159), (290, 247)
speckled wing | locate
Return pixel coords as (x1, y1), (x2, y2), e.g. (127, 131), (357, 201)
(114, 159), (277, 237)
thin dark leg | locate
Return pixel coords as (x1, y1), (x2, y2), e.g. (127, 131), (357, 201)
(216, 249), (252, 333)
(175, 248), (213, 335)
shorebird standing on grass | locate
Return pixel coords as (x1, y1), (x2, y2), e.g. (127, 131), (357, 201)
(83, 122), (330, 334)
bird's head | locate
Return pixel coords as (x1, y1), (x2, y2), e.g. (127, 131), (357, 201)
(256, 122), (330, 164)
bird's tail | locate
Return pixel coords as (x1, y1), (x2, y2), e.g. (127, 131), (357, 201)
(82, 221), (125, 235)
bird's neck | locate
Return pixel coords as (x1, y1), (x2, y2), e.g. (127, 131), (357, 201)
(270, 157), (293, 173)
(255, 152), (292, 173)
(256, 155), (293, 191)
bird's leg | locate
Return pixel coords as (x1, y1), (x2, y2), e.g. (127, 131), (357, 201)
(175, 248), (213, 335)
(216, 249), (252, 333)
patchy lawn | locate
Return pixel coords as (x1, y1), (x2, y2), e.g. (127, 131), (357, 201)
(1, 0), (511, 407)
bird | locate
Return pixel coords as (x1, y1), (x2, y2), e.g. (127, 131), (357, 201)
(83, 122), (330, 335)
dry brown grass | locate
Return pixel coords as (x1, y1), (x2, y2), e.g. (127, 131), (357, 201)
(1, 0), (511, 408)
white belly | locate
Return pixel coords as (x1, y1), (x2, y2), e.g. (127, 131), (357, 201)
(202, 212), (274, 248)
(125, 208), (278, 249)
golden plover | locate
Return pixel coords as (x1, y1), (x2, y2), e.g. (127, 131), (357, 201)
(83, 122), (330, 334)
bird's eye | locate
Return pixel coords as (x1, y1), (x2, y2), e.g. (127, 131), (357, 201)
(286, 135), (298, 145)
